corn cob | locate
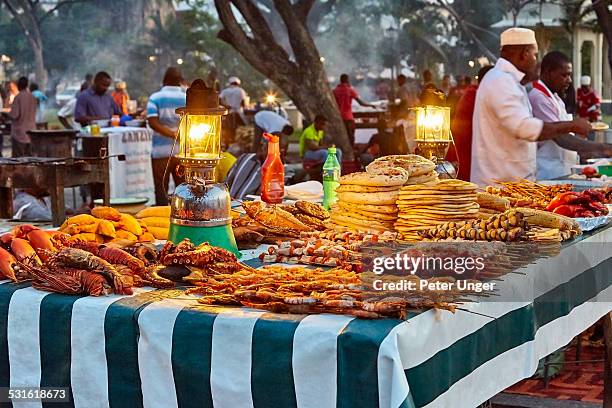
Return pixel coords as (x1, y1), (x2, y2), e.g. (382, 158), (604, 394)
(136, 206), (171, 219)
(477, 192), (511, 212)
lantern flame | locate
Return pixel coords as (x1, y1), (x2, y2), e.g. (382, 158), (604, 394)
(415, 106), (451, 142)
(188, 123), (212, 142)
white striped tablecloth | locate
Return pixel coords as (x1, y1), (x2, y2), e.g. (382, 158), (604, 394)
(0, 227), (610, 408)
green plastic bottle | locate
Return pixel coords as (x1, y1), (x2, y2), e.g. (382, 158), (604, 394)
(322, 146), (341, 210)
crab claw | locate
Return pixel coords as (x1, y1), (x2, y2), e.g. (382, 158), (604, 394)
(0, 247), (18, 281)
(11, 224), (40, 239)
(27, 230), (56, 261)
(0, 233), (14, 249)
(11, 238), (42, 266)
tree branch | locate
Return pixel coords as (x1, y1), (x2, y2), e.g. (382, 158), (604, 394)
(38, 0), (88, 24)
(273, 0), (321, 67)
(306, 0), (336, 33)
(294, 0), (315, 23)
(214, 0), (297, 79)
(230, 0), (277, 45)
(433, 0), (497, 62)
(3, 0), (31, 36)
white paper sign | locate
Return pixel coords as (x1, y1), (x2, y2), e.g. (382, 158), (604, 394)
(103, 127), (155, 205)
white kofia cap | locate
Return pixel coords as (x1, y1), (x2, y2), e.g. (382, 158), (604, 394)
(580, 75), (591, 86)
(500, 27), (537, 46)
(228, 76), (241, 85)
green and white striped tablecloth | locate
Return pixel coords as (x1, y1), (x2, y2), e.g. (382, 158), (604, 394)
(1, 227), (610, 408)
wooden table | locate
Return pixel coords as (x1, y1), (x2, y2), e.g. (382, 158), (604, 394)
(0, 157), (109, 226)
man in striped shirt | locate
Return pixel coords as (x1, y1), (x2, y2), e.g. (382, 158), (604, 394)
(146, 67), (186, 205)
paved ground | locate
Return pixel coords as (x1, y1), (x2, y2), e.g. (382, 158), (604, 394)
(491, 393), (601, 408)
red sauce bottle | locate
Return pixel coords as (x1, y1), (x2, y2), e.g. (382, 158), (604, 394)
(261, 133), (285, 204)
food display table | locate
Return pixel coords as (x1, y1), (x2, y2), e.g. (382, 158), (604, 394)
(79, 127), (155, 205)
(0, 157), (109, 227)
(0, 226), (610, 408)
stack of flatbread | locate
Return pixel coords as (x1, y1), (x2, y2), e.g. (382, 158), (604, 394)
(366, 154), (438, 185)
(329, 154), (439, 233)
(330, 167), (408, 233)
(395, 179), (480, 241)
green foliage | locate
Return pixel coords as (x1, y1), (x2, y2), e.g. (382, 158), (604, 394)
(0, 0), (269, 101)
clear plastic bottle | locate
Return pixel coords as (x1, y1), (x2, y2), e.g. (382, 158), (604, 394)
(261, 133), (285, 204)
(322, 146), (341, 209)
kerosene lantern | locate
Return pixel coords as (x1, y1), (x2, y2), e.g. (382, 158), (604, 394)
(414, 105), (457, 178)
(168, 79), (239, 255)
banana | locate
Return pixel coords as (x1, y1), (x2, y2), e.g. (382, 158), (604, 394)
(136, 206), (171, 219)
(147, 226), (168, 240)
(96, 219), (117, 238)
(140, 217), (170, 228)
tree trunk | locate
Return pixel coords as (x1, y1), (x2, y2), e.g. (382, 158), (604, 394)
(593, 0), (612, 74)
(3, 0), (48, 90)
(30, 40), (48, 91)
(283, 80), (350, 158)
(214, 0), (354, 161)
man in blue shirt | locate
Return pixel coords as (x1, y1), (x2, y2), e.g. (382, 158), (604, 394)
(146, 67), (186, 205)
(74, 71), (121, 126)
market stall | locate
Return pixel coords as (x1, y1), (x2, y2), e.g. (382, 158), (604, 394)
(0, 225), (609, 408)
(0, 81), (609, 408)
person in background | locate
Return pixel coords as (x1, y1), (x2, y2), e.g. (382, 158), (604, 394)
(220, 76), (248, 145)
(560, 82), (576, 115)
(576, 75), (601, 122)
(206, 68), (220, 93)
(252, 109), (294, 157)
(29, 82), (47, 128)
(530, 51), (612, 179)
(58, 83), (88, 130)
(13, 188), (54, 221)
(421, 69), (434, 92)
(446, 65), (493, 181)
(440, 74), (451, 96)
(471, 27), (591, 186)
(447, 75), (470, 110)
(79, 73), (93, 97)
(333, 73), (375, 148)
(74, 71), (121, 126)
(375, 79), (390, 101)
(3, 81), (18, 109)
(111, 81), (129, 115)
(8, 76), (36, 157)
(220, 76), (247, 115)
(396, 74), (419, 114)
(299, 115), (342, 163)
(146, 67), (186, 206)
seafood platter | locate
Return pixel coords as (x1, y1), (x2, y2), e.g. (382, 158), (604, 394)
(0, 154), (609, 319)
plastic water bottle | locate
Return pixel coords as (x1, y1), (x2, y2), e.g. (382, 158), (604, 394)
(261, 133), (285, 204)
(322, 146), (341, 210)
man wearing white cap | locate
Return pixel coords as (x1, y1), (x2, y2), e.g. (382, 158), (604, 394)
(220, 76), (248, 144)
(471, 27), (592, 186)
(577, 75), (601, 122)
(220, 76), (247, 115)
